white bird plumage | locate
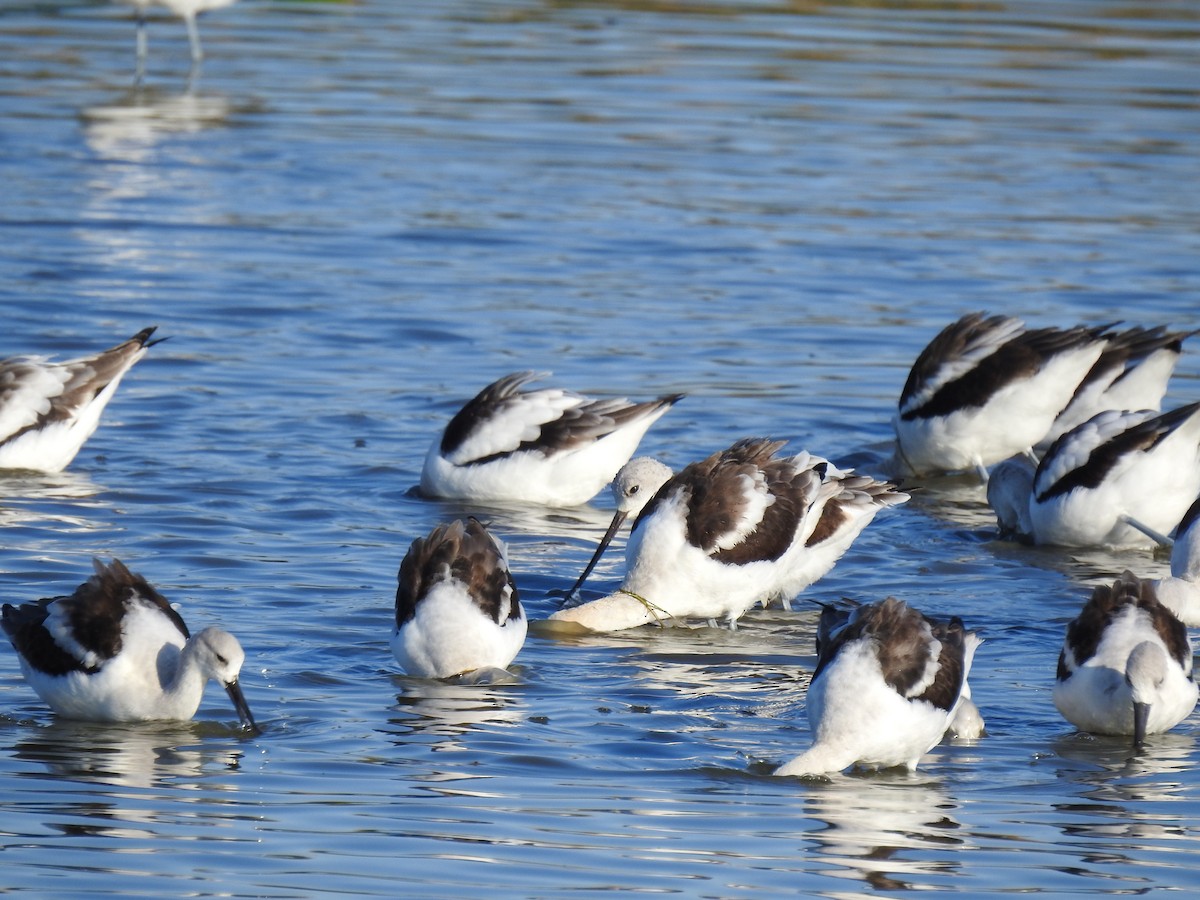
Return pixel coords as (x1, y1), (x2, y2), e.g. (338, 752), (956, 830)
(1039, 325), (1196, 449)
(420, 372), (682, 508)
(894, 312), (1110, 479)
(1, 558), (255, 728)
(988, 403), (1200, 548)
(1054, 571), (1197, 745)
(1154, 495), (1200, 626)
(550, 438), (908, 632)
(391, 518), (527, 679)
(775, 597), (980, 776)
(0, 327), (162, 473)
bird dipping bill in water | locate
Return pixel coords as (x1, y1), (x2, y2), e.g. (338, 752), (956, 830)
(392, 518), (527, 680)
(419, 371), (682, 507)
(893, 312), (1110, 480)
(988, 402), (1200, 549)
(551, 438), (908, 632)
(1, 558), (255, 729)
(1053, 571), (1196, 746)
(774, 597), (981, 776)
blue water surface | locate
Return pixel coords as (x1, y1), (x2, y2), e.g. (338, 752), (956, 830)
(1, 0), (1199, 896)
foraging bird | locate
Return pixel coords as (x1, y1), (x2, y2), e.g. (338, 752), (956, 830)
(1, 558), (255, 728)
(1053, 572), (1196, 746)
(988, 403), (1200, 548)
(0, 326), (163, 473)
(550, 438), (907, 632)
(420, 371), (682, 507)
(816, 600), (984, 748)
(123, 0), (238, 78)
(893, 312), (1109, 479)
(812, 598), (985, 741)
(392, 518), (527, 679)
(775, 597), (980, 776)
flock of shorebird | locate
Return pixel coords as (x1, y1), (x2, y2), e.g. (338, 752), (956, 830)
(2, 313), (1199, 778)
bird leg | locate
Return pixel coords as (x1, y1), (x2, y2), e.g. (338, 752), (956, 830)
(184, 13), (204, 64)
(1119, 514), (1175, 548)
(135, 11), (148, 83)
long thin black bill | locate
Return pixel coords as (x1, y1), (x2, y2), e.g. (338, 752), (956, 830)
(563, 510), (628, 604)
(1132, 700), (1150, 748)
(226, 679), (259, 734)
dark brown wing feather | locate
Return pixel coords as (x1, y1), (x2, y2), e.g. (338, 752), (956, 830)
(2, 597), (89, 676)
(1058, 571), (1191, 680)
(635, 438), (818, 565)
(535, 394), (684, 457)
(804, 475), (900, 548)
(711, 452), (819, 565)
(439, 372), (543, 458)
(0, 328), (160, 448)
(1074, 325), (1196, 396)
(920, 616), (968, 711)
(901, 314), (1109, 421)
(1, 557), (184, 676)
(395, 518), (521, 627)
(814, 597), (966, 713)
(1037, 402), (1200, 502)
(634, 438), (782, 534)
(900, 312), (1020, 412)
(901, 313), (999, 407)
(439, 371), (682, 464)
(806, 495), (852, 548)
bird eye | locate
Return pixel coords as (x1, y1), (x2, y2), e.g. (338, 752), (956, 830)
(216, 654), (228, 665)
(629, 485), (640, 495)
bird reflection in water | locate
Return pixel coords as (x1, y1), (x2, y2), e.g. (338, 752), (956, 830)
(386, 676), (526, 745)
(1050, 729), (1196, 797)
(799, 775), (967, 892)
(1045, 731), (1195, 862)
(81, 84), (232, 156)
(12, 718), (246, 790)
(76, 82), (236, 268)
(0, 470), (104, 532)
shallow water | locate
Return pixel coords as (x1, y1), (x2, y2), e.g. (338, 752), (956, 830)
(2, 0), (1200, 895)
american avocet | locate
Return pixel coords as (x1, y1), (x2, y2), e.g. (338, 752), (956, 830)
(1054, 571), (1197, 746)
(123, 0), (238, 77)
(812, 598), (986, 741)
(563, 451), (908, 607)
(1, 558), (255, 728)
(893, 312), (1110, 479)
(1040, 325), (1197, 448)
(0, 326), (163, 474)
(988, 403), (1200, 548)
(392, 518), (527, 679)
(419, 371), (682, 507)
(549, 438), (908, 632)
(775, 597), (980, 776)
(1154, 495), (1200, 626)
